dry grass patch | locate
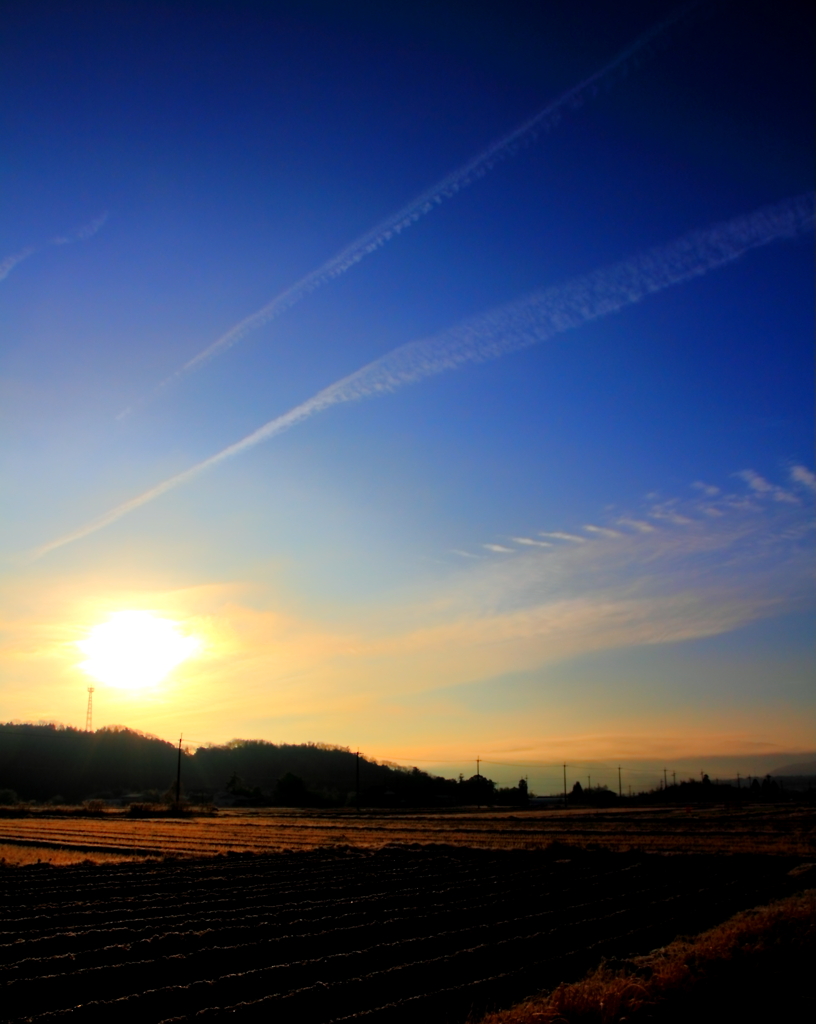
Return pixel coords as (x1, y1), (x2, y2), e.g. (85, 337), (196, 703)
(0, 842), (154, 867)
(0, 805), (812, 859)
(478, 887), (816, 1024)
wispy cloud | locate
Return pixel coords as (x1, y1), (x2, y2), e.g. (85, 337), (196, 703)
(692, 480), (720, 496)
(438, 477), (812, 614)
(648, 502), (693, 525)
(616, 518), (655, 533)
(119, 2), (705, 415)
(483, 544), (514, 553)
(0, 245), (38, 282)
(0, 213), (108, 283)
(33, 194), (815, 558)
(242, 476), (812, 706)
(511, 537), (553, 547)
(540, 532), (586, 543)
(453, 470), (814, 611)
(327, 476), (816, 704)
(72, 213), (109, 242)
(583, 525), (622, 538)
(791, 465), (816, 493)
(736, 469), (798, 504)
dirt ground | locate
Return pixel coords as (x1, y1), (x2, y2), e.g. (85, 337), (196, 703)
(1, 844), (812, 1023)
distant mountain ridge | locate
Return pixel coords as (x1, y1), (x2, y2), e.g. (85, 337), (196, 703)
(771, 759), (816, 777)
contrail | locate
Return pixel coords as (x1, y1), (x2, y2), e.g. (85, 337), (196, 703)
(33, 192), (813, 559)
(0, 245), (38, 282)
(120, 1), (706, 416)
(0, 212), (109, 283)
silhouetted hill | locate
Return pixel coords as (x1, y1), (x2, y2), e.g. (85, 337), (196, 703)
(0, 724), (182, 802)
(191, 738), (467, 805)
(0, 724), (502, 806)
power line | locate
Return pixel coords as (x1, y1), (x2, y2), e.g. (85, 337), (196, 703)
(386, 756), (678, 776)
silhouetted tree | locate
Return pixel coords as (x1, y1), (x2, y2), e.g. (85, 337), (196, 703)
(761, 775), (780, 802)
(0, 724), (186, 801)
(0, 724), (493, 806)
(274, 772), (308, 805)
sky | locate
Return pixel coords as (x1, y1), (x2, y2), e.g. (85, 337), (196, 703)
(1, 0), (813, 792)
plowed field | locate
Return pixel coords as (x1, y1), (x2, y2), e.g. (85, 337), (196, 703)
(0, 805), (812, 861)
(0, 846), (809, 1023)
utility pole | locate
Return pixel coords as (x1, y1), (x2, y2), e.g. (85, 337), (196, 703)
(476, 756), (480, 778)
(617, 766), (622, 799)
(85, 686), (95, 732)
(562, 764), (567, 809)
(663, 768), (668, 790)
(736, 772), (741, 790)
(587, 775), (591, 791)
(175, 734), (183, 807)
(355, 750), (360, 812)
(672, 771), (676, 787)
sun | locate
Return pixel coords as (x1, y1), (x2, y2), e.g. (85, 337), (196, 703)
(76, 611), (200, 690)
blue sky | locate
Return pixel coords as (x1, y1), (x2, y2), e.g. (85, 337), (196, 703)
(1, 0), (813, 789)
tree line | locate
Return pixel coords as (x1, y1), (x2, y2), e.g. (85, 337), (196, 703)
(0, 723), (530, 807)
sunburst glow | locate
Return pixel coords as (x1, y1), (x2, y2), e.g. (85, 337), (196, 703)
(77, 611), (200, 690)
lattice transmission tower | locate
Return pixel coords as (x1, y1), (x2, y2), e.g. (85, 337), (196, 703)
(85, 686), (95, 731)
